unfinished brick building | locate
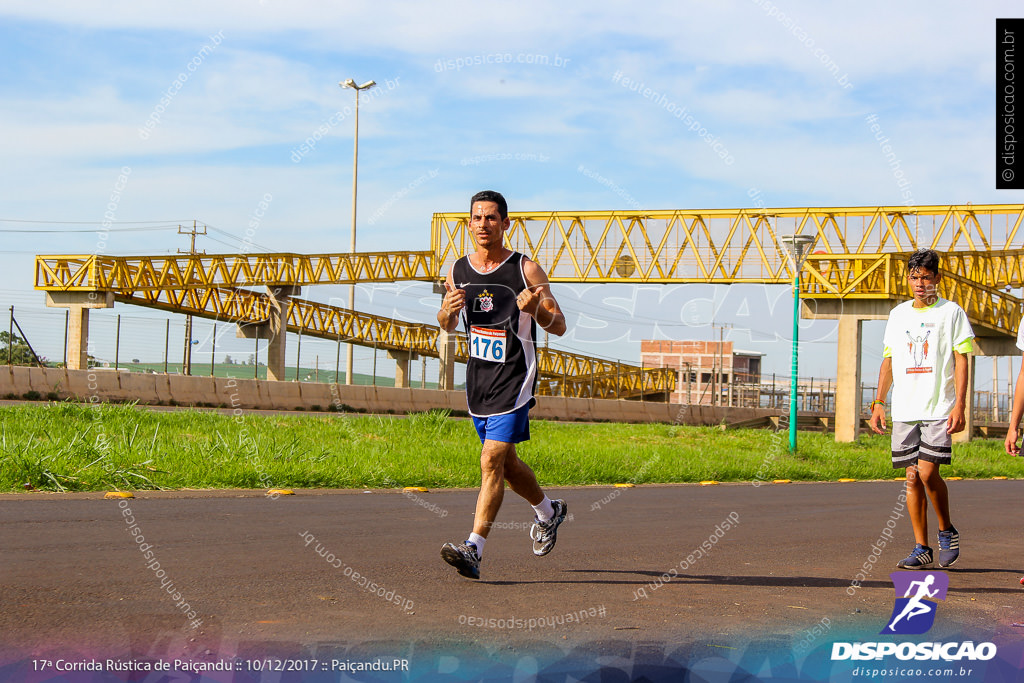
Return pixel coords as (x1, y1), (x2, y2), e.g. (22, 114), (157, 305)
(641, 339), (763, 406)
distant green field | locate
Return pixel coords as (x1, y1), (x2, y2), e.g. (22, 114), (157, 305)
(1, 403), (1021, 492)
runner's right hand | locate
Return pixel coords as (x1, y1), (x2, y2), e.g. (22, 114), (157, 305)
(443, 282), (465, 316)
(1006, 426), (1021, 456)
(868, 404), (887, 434)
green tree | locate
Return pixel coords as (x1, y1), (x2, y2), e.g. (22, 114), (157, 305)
(0, 331), (45, 366)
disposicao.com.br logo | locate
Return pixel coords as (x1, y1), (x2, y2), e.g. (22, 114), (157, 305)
(831, 571), (996, 663)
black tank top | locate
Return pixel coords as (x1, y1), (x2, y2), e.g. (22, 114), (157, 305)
(452, 251), (537, 417)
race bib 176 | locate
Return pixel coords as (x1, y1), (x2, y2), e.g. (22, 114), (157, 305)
(470, 326), (506, 363)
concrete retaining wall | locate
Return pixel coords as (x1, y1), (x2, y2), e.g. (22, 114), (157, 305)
(0, 365), (790, 426)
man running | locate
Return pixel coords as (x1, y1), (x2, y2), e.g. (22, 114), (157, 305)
(437, 190), (568, 580)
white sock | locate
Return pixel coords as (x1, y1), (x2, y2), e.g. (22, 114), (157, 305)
(532, 497), (555, 522)
(467, 533), (486, 558)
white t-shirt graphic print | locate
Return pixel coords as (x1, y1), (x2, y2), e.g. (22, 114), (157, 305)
(882, 298), (974, 422)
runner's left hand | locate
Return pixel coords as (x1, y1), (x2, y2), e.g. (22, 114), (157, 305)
(516, 285), (545, 314)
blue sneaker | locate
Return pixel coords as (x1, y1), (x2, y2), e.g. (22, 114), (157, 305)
(530, 499), (567, 556)
(937, 526), (959, 567)
(441, 541), (480, 579)
(897, 544), (933, 569)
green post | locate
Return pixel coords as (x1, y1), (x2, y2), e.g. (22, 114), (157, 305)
(782, 233), (813, 453)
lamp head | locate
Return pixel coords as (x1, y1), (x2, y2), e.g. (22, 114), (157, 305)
(780, 234), (815, 257)
(340, 79), (377, 90)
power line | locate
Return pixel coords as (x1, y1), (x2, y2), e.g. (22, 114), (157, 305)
(0, 218), (193, 224)
(203, 234), (257, 252)
(203, 224), (276, 253)
(0, 225), (183, 233)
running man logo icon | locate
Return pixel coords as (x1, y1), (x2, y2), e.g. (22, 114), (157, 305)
(881, 571), (949, 635)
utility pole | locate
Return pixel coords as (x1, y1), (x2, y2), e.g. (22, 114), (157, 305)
(993, 357), (999, 421)
(1010, 357), (1015, 420)
(718, 325), (723, 407)
(711, 322), (733, 406)
(178, 222), (206, 375)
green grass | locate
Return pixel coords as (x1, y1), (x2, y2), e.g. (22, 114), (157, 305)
(1, 403), (1022, 492)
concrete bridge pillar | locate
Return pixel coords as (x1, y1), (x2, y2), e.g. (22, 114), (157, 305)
(437, 329), (456, 390)
(961, 336), (1019, 442)
(45, 291), (115, 370)
(236, 286), (300, 381)
(388, 350), (416, 388)
(834, 315), (864, 443)
(265, 286), (300, 381)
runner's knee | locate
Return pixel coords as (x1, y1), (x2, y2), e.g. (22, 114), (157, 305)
(916, 461), (943, 484)
(480, 455), (504, 477)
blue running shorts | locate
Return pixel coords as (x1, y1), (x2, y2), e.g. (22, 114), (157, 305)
(472, 403), (531, 444)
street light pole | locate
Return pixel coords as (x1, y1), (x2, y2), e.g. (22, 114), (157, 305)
(340, 78), (376, 385)
(781, 234), (814, 452)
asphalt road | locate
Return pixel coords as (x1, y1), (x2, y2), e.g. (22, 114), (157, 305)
(2, 481), (1023, 679)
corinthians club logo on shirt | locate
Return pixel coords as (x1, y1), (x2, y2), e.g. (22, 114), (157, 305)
(474, 289), (495, 313)
(882, 571), (948, 635)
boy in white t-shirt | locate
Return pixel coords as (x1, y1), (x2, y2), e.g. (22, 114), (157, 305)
(869, 249), (974, 569)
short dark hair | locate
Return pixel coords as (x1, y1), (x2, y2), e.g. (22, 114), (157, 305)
(470, 190), (508, 219)
(907, 248), (940, 275)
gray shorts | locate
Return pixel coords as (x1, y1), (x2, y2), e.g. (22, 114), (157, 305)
(891, 420), (952, 469)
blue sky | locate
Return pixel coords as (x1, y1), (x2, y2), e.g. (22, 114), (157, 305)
(0, 0), (1021, 388)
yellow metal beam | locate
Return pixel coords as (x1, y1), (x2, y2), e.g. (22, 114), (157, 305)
(36, 251), (437, 292)
(940, 249), (1024, 288)
(432, 204), (1024, 283)
(801, 253), (1023, 336)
